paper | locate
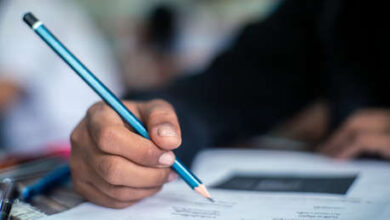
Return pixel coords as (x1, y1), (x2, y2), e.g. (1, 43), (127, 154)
(11, 200), (47, 220)
(41, 149), (390, 220)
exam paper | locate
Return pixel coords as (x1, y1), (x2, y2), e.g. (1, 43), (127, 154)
(42, 183), (389, 220)
(42, 149), (390, 220)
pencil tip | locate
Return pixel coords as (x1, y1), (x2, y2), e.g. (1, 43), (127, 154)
(207, 197), (215, 203)
(194, 184), (213, 201)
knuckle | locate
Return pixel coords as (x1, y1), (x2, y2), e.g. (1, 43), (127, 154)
(70, 132), (78, 148)
(123, 101), (138, 111)
(70, 124), (83, 146)
(87, 101), (105, 117)
(99, 158), (122, 185)
(141, 147), (160, 165)
(111, 201), (134, 209)
(152, 99), (170, 106)
(153, 169), (170, 184)
(150, 99), (175, 115)
(72, 181), (83, 195)
(112, 189), (134, 202)
(72, 180), (89, 199)
(109, 188), (141, 202)
(96, 126), (117, 152)
(70, 130), (78, 145)
(69, 155), (83, 177)
(149, 108), (172, 119)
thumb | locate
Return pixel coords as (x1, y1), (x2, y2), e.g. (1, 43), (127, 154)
(137, 99), (182, 150)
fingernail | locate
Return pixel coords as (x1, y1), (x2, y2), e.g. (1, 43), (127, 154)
(167, 172), (178, 182)
(157, 124), (177, 137)
(159, 152), (174, 166)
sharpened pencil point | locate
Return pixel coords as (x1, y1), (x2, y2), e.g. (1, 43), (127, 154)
(207, 197), (215, 203)
(194, 184), (213, 200)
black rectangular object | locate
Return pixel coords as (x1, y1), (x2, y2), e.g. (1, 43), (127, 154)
(213, 174), (357, 195)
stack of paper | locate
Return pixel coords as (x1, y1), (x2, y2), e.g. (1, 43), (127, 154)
(41, 149), (390, 220)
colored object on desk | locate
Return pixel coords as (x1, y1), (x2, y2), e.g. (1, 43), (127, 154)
(0, 178), (17, 220)
(21, 164), (70, 201)
(23, 12), (213, 201)
(0, 144), (70, 170)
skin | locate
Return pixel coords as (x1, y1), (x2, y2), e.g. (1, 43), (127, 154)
(320, 109), (390, 160)
(71, 99), (390, 209)
(70, 99), (181, 208)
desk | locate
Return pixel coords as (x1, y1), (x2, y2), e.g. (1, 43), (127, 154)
(0, 156), (83, 219)
(38, 149), (390, 220)
(2, 148), (390, 219)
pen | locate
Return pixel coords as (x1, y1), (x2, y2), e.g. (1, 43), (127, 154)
(0, 178), (17, 220)
(23, 12), (213, 202)
(21, 164), (70, 201)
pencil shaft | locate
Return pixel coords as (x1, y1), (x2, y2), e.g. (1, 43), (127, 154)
(36, 25), (149, 139)
(24, 13), (203, 191)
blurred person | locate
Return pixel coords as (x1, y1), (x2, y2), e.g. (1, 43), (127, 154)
(121, 4), (179, 90)
(0, 0), (123, 151)
(68, 0), (389, 208)
(91, 0), (277, 91)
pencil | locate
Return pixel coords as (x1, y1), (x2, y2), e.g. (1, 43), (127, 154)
(23, 12), (213, 201)
(0, 178), (17, 220)
(21, 164), (71, 201)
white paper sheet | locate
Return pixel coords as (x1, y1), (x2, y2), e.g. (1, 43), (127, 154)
(41, 149), (390, 220)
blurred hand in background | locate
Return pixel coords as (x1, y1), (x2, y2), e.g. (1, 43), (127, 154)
(321, 109), (390, 160)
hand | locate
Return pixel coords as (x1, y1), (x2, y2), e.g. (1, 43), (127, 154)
(320, 109), (390, 160)
(70, 99), (181, 208)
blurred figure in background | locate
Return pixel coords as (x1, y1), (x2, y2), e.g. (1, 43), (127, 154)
(0, 0), (123, 151)
(121, 4), (179, 89)
(70, 0), (390, 208)
(77, 0), (279, 90)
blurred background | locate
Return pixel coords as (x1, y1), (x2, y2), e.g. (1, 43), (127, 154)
(77, 0), (280, 89)
(0, 0), (282, 154)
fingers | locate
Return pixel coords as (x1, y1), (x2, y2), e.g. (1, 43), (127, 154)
(71, 156), (135, 209)
(73, 127), (176, 188)
(319, 126), (352, 156)
(71, 144), (175, 209)
(92, 153), (174, 188)
(85, 101), (177, 167)
(71, 154), (165, 207)
(138, 99), (182, 150)
(70, 99), (182, 208)
(90, 124), (175, 167)
(334, 133), (390, 160)
(87, 102), (127, 128)
(73, 181), (137, 209)
(91, 172), (163, 203)
(320, 109), (390, 156)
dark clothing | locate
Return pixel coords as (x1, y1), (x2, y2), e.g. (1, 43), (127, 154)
(127, 0), (390, 166)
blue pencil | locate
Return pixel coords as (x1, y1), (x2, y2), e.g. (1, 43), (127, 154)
(21, 164), (70, 201)
(23, 12), (213, 202)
